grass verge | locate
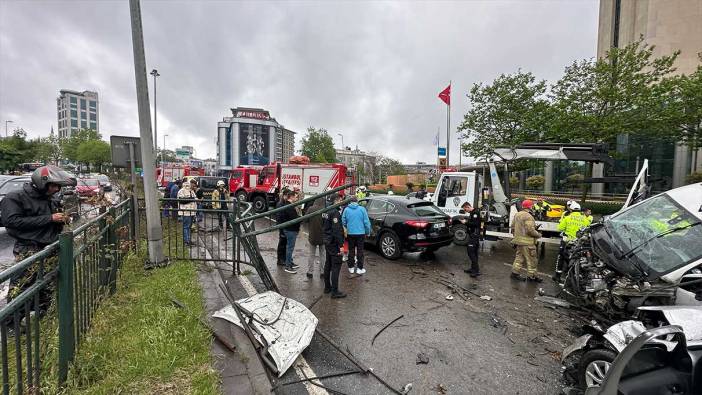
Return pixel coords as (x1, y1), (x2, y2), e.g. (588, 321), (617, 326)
(64, 248), (219, 394)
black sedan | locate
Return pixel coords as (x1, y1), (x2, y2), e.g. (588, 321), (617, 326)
(359, 196), (452, 260)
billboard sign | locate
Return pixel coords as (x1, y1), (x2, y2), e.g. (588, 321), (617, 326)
(110, 135), (141, 168)
(175, 149), (190, 161)
(239, 124), (271, 165)
(437, 147), (446, 157)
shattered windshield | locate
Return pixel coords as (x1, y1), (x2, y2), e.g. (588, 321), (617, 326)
(607, 194), (702, 277)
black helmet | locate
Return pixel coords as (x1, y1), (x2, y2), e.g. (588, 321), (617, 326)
(31, 165), (77, 191)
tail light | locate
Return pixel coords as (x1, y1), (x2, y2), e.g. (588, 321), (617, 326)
(405, 220), (429, 229)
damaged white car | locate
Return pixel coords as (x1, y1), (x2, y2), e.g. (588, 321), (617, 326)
(559, 168), (702, 318)
(561, 306), (702, 391)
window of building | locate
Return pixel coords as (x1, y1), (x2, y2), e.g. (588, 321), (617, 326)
(81, 120), (87, 129)
(90, 113), (96, 121)
(89, 100), (96, 109)
(81, 111), (87, 120)
(80, 99), (86, 108)
(70, 96), (77, 104)
(90, 122), (97, 130)
(71, 109), (77, 118)
(71, 119), (78, 127)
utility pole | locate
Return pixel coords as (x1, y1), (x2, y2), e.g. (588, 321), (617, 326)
(4, 120), (13, 138)
(337, 133), (344, 149)
(129, 0), (165, 267)
(162, 134), (168, 180)
(150, 69), (160, 152)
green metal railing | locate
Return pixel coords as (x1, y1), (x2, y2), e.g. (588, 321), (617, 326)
(0, 197), (135, 393)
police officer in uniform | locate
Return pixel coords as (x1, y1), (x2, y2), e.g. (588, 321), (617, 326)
(322, 193), (347, 299)
(459, 201), (482, 278)
(554, 201), (590, 282)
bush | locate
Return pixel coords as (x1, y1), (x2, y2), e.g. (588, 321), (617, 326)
(526, 175), (545, 190)
(509, 176), (519, 187)
(686, 172), (702, 184)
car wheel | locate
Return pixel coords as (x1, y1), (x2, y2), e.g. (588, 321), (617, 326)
(452, 223), (469, 246)
(578, 348), (617, 389)
(235, 190), (248, 203)
(252, 196), (268, 213)
(378, 231), (402, 260)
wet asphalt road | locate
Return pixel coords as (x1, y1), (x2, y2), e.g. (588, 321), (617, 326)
(216, 218), (582, 395)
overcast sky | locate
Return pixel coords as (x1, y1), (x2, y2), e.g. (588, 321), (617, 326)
(0, 0), (598, 164)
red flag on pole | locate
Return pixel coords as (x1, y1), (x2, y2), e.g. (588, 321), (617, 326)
(438, 83), (451, 106)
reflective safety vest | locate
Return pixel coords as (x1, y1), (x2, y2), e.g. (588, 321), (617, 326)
(356, 191), (367, 200)
(557, 211), (590, 240)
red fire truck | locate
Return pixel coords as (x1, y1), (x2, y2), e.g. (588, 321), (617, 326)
(156, 163), (205, 187)
(228, 162), (354, 212)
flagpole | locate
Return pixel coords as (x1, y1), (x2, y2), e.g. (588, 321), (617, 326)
(436, 126), (440, 174)
(446, 81), (451, 167)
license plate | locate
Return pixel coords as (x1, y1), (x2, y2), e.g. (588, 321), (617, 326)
(434, 223), (446, 229)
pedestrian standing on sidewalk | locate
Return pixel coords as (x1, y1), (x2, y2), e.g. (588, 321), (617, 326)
(305, 197), (326, 279)
(341, 196), (371, 275)
(459, 201), (482, 278)
(323, 193), (347, 298)
(510, 199), (543, 283)
(275, 188), (291, 266)
(192, 179), (204, 225)
(178, 180), (197, 246)
(170, 180), (181, 219)
(211, 180), (229, 231)
(279, 191), (301, 274)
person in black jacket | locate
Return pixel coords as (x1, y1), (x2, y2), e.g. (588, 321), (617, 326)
(275, 189), (290, 266)
(459, 201), (482, 278)
(0, 165), (76, 306)
(322, 193), (346, 298)
(278, 191), (301, 274)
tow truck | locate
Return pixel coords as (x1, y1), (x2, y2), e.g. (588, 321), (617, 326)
(427, 143), (613, 245)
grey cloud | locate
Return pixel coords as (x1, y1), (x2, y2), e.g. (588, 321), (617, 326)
(1, 0), (598, 163)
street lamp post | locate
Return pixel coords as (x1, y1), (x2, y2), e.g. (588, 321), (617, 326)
(162, 134), (168, 176)
(4, 120), (13, 138)
(150, 69), (160, 152)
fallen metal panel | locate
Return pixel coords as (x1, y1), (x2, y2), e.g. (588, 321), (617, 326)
(213, 291), (318, 377)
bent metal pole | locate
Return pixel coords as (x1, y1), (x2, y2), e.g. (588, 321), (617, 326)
(129, 0), (165, 265)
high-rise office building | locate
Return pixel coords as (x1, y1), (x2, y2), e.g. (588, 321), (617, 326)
(56, 90), (99, 139)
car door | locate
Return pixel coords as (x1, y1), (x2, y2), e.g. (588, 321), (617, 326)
(361, 199), (387, 242)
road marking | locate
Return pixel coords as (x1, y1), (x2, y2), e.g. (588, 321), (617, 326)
(199, 227), (328, 395)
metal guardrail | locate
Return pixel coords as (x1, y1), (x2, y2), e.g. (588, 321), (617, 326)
(0, 197), (136, 393)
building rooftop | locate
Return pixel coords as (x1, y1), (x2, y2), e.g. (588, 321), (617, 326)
(59, 89), (98, 97)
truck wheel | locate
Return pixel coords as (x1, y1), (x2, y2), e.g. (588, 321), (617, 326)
(378, 231), (402, 260)
(252, 196), (268, 213)
(452, 224), (469, 246)
(578, 348), (617, 389)
(235, 190), (248, 203)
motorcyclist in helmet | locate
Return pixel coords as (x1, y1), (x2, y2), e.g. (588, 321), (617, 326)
(0, 165), (76, 304)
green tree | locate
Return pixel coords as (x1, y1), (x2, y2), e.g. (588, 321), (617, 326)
(548, 38), (681, 143)
(300, 127), (336, 163)
(669, 58), (702, 169)
(77, 140), (111, 172)
(61, 129), (101, 162)
(156, 149), (178, 164)
(374, 155), (406, 183)
(458, 71), (549, 158)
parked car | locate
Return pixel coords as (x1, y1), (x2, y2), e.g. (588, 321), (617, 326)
(0, 175), (31, 227)
(359, 196), (452, 260)
(96, 174), (112, 191)
(76, 178), (102, 198)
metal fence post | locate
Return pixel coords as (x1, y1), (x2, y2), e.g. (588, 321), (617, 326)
(107, 206), (118, 295)
(98, 207), (109, 289)
(130, 194), (138, 250)
(57, 231), (75, 385)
